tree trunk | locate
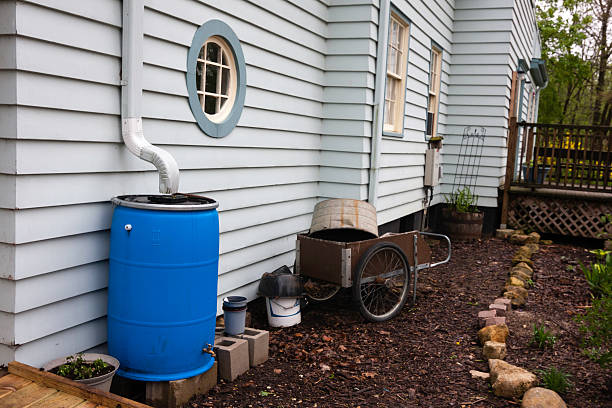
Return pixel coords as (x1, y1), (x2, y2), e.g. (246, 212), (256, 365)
(592, 2), (611, 125)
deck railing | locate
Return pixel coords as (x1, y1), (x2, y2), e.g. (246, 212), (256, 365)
(512, 121), (612, 192)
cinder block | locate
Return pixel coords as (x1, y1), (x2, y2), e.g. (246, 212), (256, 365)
(146, 362), (217, 408)
(484, 316), (506, 327)
(478, 310), (496, 327)
(214, 336), (249, 382)
(489, 303), (506, 316)
(232, 328), (269, 367)
(494, 297), (512, 311)
(215, 326), (224, 338)
(496, 229), (514, 239)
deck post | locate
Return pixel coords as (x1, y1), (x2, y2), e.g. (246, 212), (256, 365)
(500, 116), (519, 227)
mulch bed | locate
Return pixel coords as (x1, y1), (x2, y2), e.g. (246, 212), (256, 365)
(190, 238), (610, 407)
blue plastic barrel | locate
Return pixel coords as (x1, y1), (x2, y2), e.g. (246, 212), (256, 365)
(108, 194), (219, 381)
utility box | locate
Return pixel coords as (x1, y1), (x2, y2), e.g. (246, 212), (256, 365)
(424, 148), (442, 186)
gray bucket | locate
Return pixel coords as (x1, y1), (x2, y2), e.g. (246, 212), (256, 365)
(223, 296), (247, 335)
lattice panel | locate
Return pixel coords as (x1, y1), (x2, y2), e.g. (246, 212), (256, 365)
(508, 194), (612, 239)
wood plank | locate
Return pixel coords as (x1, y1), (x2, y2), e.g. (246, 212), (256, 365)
(73, 402), (98, 408)
(0, 383), (57, 408)
(0, 390), (12, 399)
(8, 362), (152, 408)
(0, 373), (32, 391)
(28, 391), (84, 408)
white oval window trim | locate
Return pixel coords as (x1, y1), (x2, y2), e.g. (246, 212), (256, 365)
(196, 36), (238, 123)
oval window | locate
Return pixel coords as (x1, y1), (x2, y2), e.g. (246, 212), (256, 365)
(187, 21), (246, 138)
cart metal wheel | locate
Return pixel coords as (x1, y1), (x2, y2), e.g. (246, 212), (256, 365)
(352, 242), (410, 322)
(303, 278), (341, 302)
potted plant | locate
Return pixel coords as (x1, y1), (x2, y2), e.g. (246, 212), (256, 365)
(441, 186), (484, 240)
(43, 353), (119, 392)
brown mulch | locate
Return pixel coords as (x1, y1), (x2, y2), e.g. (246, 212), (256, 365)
(190, 238), (611, 407)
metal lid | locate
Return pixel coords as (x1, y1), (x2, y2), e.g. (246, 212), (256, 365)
(112, 194), (218, 211)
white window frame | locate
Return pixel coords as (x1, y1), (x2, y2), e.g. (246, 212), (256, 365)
(427, 45), (443, 138)
(383, 12), (410, 135)
(196, 36), (238, 123)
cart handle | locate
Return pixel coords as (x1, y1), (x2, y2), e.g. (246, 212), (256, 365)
(417, 231), (451, 268)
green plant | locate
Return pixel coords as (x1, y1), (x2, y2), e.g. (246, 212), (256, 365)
(53, 354), (111, 380)
(579, 250), (612, 298)
(445, 186), (479, 213)
(526, 278), (534, 288)
(531, 324), (557, 349)
(538, 367), (572, 394)
(576, 295), (611, 368)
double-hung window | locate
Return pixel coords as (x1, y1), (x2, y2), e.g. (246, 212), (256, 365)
(426, 46), (442, 137)
(384, 12), (410, 135)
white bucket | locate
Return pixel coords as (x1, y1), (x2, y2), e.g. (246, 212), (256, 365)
(265, 297), (301, 327)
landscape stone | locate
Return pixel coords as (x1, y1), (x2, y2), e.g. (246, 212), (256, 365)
(484, 316), (506, 327)
(513, 265), (534, 278)
(510, 269), (531, 282)
(516, 246), (533, 257)
(526, 232), (540, 243)
(521, 387), (567, 408)
(525, 243), (539, 254)
(509, 234), (530, 245)
(496, 229), (515, 239)
(503, 290), (527, 307)
(489, 359), (537, 399)
(540, 239), (553, 245)
(483, 341), (507, 360)
(469, 370), (490, 380)
(478, 310), (497, 327)
(504, 285), (528, 298)
(489, 303), (506, 316)
(512, 255), (533, 267)
(477, 324), (509, 345)
(604, 240), (612, 251)
(506, 276), (526, 288)
(493, 298), (512, 310)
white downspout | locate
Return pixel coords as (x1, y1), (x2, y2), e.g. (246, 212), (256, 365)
(368, 0), (390, 206)
(122, 0), (179, 194)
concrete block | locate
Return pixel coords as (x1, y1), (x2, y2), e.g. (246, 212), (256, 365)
(214, 336), (249, 382)
(232, 328), (269, 367)
(485, 316), (506, 327)
(146, 362), (217, 408)
(489, 303), (506, 316)
(493, 298), (512, 311)
(478, 310), (496, 327)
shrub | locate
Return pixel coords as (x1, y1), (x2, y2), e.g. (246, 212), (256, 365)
(531, 324), (556, 349)
(538, 366), (572, 394)
(445, 186), (478, 213)
(576, 295), (611, 368)
(580, 250), (611, 298)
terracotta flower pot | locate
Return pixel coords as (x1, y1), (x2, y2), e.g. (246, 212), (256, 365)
(43, 353), (119, 392)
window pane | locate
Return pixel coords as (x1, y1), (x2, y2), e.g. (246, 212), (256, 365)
(395, 49), (402, 75)
(391, 21), (399, 46)
(220, 96), (228, 110)
(205, 65), (218, 93)
(389, 78), (397, 100)
(397, 25), (403, 47)
(205, 95), (217, 114)
(388, 48), (397, 74)
(206, 42), (220, 63)
(384, 100), (391, 125)
(222, 50), (228, 66)
(221, 68), (230, 96)
(196, 62), (204, 91)
(199, 46), (205, 60)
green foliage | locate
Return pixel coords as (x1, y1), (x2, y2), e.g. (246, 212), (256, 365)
(535, 0), (596, 125)
(538, 366), (572, 394)
(576, 295), (612, 368)
(445, 186), (478, 213)
(531, 324), (557, 349)
(55, 354), (110, 380)
(579, 250), (612, 298)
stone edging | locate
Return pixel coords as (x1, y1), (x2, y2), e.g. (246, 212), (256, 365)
(468, 230), (568, 408)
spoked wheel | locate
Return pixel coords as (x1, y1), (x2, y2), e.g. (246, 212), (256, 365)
(304, 278), (341, 302)
(353, 242), (410, 322)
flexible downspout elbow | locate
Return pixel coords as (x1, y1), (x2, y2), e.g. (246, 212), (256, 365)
(122, 0), (179, 194)
(368, 0), (390, 206)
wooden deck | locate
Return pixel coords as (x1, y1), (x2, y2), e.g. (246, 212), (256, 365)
(0, 361), (151, 408)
